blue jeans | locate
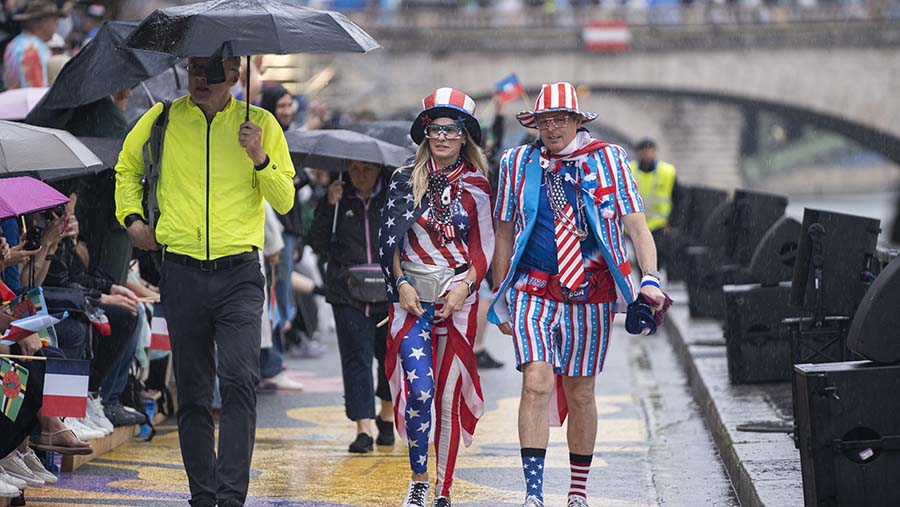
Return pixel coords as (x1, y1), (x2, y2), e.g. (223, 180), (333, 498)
(259, 327), (284, 380)
(101, 303), (143, 404)
(275, 233), (299, 330)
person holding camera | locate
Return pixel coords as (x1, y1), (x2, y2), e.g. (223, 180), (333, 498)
(115, 54), (294, 507)
(309, 160), (394, 453)
(379, 89), (494, 507)
(489, 83), (665, 507)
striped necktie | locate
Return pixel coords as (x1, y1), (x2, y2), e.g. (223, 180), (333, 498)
(547, 168), (586, 291)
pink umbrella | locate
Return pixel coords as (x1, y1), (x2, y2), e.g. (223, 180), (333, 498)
(0, 176), (69, 220)
(0, 87), (49, 120)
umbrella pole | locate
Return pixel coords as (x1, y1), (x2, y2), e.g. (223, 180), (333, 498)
(331, 172), (343, 236)
(246, 55), (251, 122)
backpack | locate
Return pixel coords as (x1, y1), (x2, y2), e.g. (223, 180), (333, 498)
(141, 100), (172, 231)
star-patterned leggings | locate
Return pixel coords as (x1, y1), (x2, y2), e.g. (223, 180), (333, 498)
(396, 303), (467, 498)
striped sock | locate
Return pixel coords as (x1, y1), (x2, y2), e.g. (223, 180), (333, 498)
(521, 448), (547, 502)
(569, 453), (592, 499)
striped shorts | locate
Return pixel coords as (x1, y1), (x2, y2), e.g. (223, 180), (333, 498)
(508, 285), (613, 377)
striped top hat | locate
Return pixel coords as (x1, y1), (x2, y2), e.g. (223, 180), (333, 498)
(516, 82), (598, 129)
(410, 87), (482, 146)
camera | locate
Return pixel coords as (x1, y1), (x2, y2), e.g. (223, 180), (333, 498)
(24, 226), (43, 251)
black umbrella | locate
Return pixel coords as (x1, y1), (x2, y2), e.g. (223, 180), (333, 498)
(284, 129), (413, 172)
(345, 120), (415, 150)
(36, 21), (179, 110)
(77, 137), (125, 170)
(123, 0), (380, 120)
(285, 128), (412, 233)
(0, 121), (104, 182)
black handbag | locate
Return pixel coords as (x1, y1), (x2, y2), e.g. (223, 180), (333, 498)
(344, 264), (388, 304)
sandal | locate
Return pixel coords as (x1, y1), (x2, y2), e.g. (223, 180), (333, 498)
(31, 429), (93, 456)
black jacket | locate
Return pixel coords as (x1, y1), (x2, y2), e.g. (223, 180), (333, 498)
(310, 181), (387, 314)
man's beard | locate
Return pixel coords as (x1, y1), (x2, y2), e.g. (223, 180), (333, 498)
(638, 160), (655, 173)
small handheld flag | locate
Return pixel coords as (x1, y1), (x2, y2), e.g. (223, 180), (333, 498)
(150, 305), (170, 351)
(1, 358), (29, 422)
(495, 73), (524, 103)
(42, 358), (90, 418)
(0, 312), (66, 346)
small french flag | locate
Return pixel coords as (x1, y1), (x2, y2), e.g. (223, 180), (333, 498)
(495, 73), (524, 103)
(0, 312), (66, 345)
(43, 358), (90, 418)
(150, 306), (170, 351)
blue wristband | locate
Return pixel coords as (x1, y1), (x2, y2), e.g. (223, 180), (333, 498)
(396, 275), (411, 287)
(641, 279), (660, 289)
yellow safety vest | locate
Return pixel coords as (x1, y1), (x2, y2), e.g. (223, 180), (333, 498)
(115, 95), (296, 261)
(630, 160), (675, 232)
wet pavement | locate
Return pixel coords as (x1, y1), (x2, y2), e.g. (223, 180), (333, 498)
(23, 313), (737, 507)
(665, 284), (803, 507)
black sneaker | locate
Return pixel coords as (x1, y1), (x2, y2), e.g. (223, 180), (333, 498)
(348, 432), (374, 453)
(476, 350), (504, 369)
(433, 497), (451, 507)
(375, 416), (395, 446)
(103, 404), (144, 427)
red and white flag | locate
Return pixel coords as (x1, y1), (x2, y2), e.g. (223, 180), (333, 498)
(583, 21), (631, 52)
(0, 312), (65, 345)
(43, 358), (90, 418)
(150, 306), (170, 351)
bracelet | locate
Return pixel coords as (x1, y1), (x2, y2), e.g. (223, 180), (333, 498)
(396, 275), (411, 288)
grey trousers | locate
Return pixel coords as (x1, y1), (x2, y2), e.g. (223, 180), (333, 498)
(161, 259), (265, 507)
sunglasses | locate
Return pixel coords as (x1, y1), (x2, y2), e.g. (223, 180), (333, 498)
(424, 124), (464, 140)
(536, 115), (574, 131)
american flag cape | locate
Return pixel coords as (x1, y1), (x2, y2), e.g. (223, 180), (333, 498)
(379, 164), (494, 447)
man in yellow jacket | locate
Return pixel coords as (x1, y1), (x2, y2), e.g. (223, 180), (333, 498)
(115, 55), (294, 507)
(630, 139), (677, 270)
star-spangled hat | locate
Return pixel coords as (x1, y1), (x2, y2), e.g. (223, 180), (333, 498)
(410, 87), (482, 146)
(515, 82), (598, 129)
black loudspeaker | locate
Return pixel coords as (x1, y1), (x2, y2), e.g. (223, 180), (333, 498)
(724, 282), (795, 384)
(728, 189), (788, 266)
(793, 361), (900, 507)
(749, 216), (801, 286)
(787, 316), (853, 365)
(668, 186), (728, 282)
(699, 199), (734, 251)
(791, 209), (881, 319)
(847, 258), (900, 364)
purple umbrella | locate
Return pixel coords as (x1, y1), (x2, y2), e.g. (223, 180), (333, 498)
(0, 176), (70, 220)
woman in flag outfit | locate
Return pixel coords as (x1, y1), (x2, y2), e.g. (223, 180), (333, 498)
(490, 83), (666, 507)
(379, 88), (494, 507)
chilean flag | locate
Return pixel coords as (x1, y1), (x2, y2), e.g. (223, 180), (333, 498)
(42, 358), (90, 418)
(495, 73), (524, 103)
(150, 306), (170, 351)
(0, 312), (66, 345)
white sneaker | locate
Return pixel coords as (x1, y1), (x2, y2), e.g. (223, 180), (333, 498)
(401, 480), (430, 507)
(79, 414), (112, 437)
(0, 453), (44, 487)
(567, 496), (589, 507)
(260, 372), (304, 391)
(0, 473), (20, 497)
(523, 496), (544, 507)
(0, 467), (26, 491)
(65, 418), (106, 440)
(17, 449), (56, 485)
(86, 396), (115, 435)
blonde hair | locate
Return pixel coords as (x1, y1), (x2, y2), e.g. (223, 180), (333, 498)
(410, 129), (489, 207)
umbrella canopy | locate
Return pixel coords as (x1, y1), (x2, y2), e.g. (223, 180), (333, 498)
(0, 87), (49, 120)
(0, 176), (70, 220)
(0, 121), (104, 181)
(77, 137), (124, 170)
(123, 0), (380, 57)
(284, 129), (414, 172)
(345, 120), (415, 149)
(124, 66), (188, 125)
(35, 21), (180, 111)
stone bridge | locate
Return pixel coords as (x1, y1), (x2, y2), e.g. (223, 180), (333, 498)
(295, 20), (900, 189)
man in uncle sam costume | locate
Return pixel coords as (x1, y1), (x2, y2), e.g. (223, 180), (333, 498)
(489, 82), (667, 507)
